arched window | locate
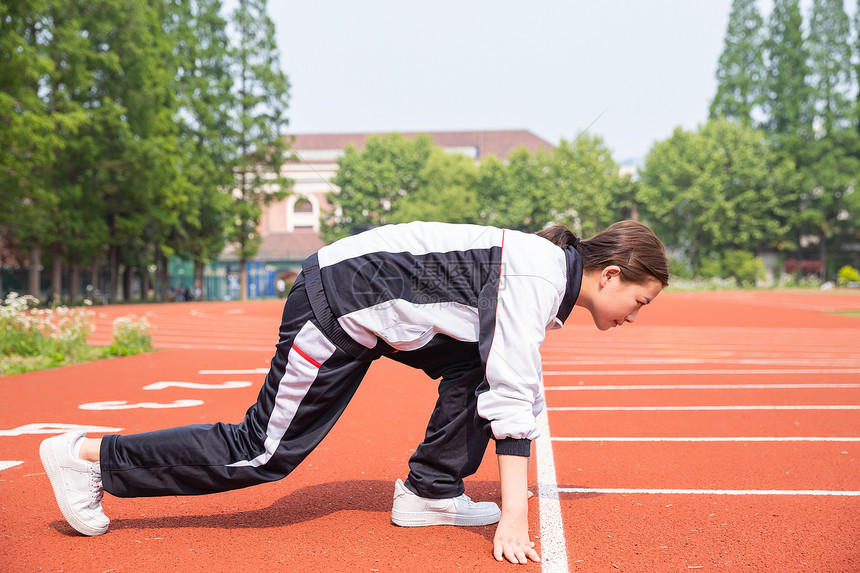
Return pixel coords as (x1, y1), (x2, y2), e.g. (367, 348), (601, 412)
(288, 194), (318, 231)
(294, 196), (313, 213)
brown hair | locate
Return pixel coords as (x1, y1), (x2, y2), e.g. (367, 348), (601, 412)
(535, 221), (670, 287)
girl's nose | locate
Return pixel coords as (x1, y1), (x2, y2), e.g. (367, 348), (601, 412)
(626, 308), (640, 323)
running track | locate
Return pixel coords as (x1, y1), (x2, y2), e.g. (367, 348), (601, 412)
(1, 290), (858, 571)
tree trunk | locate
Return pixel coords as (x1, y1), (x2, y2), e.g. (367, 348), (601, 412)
(142, 269), (151, 301)
(122, 266), (134, 302)
(70, 259), (82, 303)
(194, 261), (204, 301)
(51, 256), (62, 305)
(109, 245), (120, 303)
(159, 250), (169, 301)
(28, 247), (42, 300)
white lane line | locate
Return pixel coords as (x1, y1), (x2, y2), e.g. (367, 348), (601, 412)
(543, 369), (860, 376)
(544, 383), (860, 391)
(536, 381), (569, 573)
(143, 381), (253, 390)
(542, 359), (860, 366)
(199, 368), (269, 375)
(0, 461), (24, 471)
(552, 436), (860, 442)
(558, 488), (860, 497)
(155, 343), (273, 351)
(550, 405), (860, 411)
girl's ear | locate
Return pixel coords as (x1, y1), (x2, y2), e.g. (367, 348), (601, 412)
(599, 265), (622, 287)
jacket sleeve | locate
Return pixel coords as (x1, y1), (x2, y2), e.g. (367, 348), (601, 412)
(476, 272), (561, 456)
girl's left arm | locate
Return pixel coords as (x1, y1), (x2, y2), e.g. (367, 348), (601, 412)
(494, 453), (540, 564)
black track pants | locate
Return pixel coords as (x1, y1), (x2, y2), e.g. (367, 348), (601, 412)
(391, 339), (489, 498)
(100, 275), (489, 499)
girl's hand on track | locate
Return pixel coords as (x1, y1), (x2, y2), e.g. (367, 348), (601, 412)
(492, 510), (541, 564)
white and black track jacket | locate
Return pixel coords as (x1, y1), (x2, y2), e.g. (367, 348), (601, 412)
(301, 221), (582, 456)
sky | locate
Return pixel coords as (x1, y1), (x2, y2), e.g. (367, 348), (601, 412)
(267, 1), (793, 164)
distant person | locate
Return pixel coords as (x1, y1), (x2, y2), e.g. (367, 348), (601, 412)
(40, 220), (669, 564)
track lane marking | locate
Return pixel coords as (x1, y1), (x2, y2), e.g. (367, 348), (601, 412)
(542, 359), (860, 366)
(543, 369), (860, 376)
(552, 436), (860, 442)
(550, 405), (860, 411)
(558, 488), (860, 496)
(536, 379), (568, 573)
(199, 368), (269, 375)
(545, 383), (860, 390)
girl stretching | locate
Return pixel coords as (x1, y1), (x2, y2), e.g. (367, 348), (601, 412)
(41, 220), (669, 564)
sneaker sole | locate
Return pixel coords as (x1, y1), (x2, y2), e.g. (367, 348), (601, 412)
(39, 439), (109, 536)
(391, 509), (501, 527)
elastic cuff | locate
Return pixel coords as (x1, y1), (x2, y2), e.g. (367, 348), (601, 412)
(494, 437), (531, 457)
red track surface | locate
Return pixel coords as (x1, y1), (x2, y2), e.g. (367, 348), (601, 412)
(2, 290), (859, 571)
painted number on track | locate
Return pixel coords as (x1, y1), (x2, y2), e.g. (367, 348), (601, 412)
(0, 423), (124, 437)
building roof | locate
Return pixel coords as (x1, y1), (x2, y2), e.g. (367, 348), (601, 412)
(221, 230), (325, 263)
(285, 129), (555, 162)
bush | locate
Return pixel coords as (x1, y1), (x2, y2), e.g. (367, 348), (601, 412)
(692, 250), (764, 287)
(837, 265), (860, 285)
(722, 250), (766, 287)
(0, 293), (94, 361)
(0, 292), (153, 375)
(697, 257), (723, 280)
(107, 315), (153, 356)
(667, 256), (694, 280)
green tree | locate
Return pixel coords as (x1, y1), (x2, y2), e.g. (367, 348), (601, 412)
(228, 0), (291, 300)
(548, 134), (629, 237)
(323, 134), (435, 242)
(0, 0), (68, 297)
(855, 0), (860, 135)
(792, 0), (858, 277)
(808, 0), (854, 135)
(762, 0), (813, 143)
(91, 0), (183, 302)
(476, 136), (628, 236)
(390, 148), (480, 224)
(477, 147), (554, 232)
(794, 130), (860, 275)
(638, 119), (796, 271)
(169, 0), (237, 298)
(710, 0), (765, 124)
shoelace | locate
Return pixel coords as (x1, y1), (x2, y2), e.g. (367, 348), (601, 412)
(89, 466), (104, 507)
(456, 493), (479, 507)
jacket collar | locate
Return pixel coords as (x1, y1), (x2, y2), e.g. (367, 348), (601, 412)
(555, 245), (583, 324)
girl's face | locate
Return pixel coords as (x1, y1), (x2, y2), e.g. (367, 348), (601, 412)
(588, 267), (663, 331)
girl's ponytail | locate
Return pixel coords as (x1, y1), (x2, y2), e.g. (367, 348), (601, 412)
(534, 224), (580, 249)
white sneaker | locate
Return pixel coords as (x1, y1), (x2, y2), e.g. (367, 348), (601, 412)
(40, 431), (110, 536)
(391, 478), (501, 527)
